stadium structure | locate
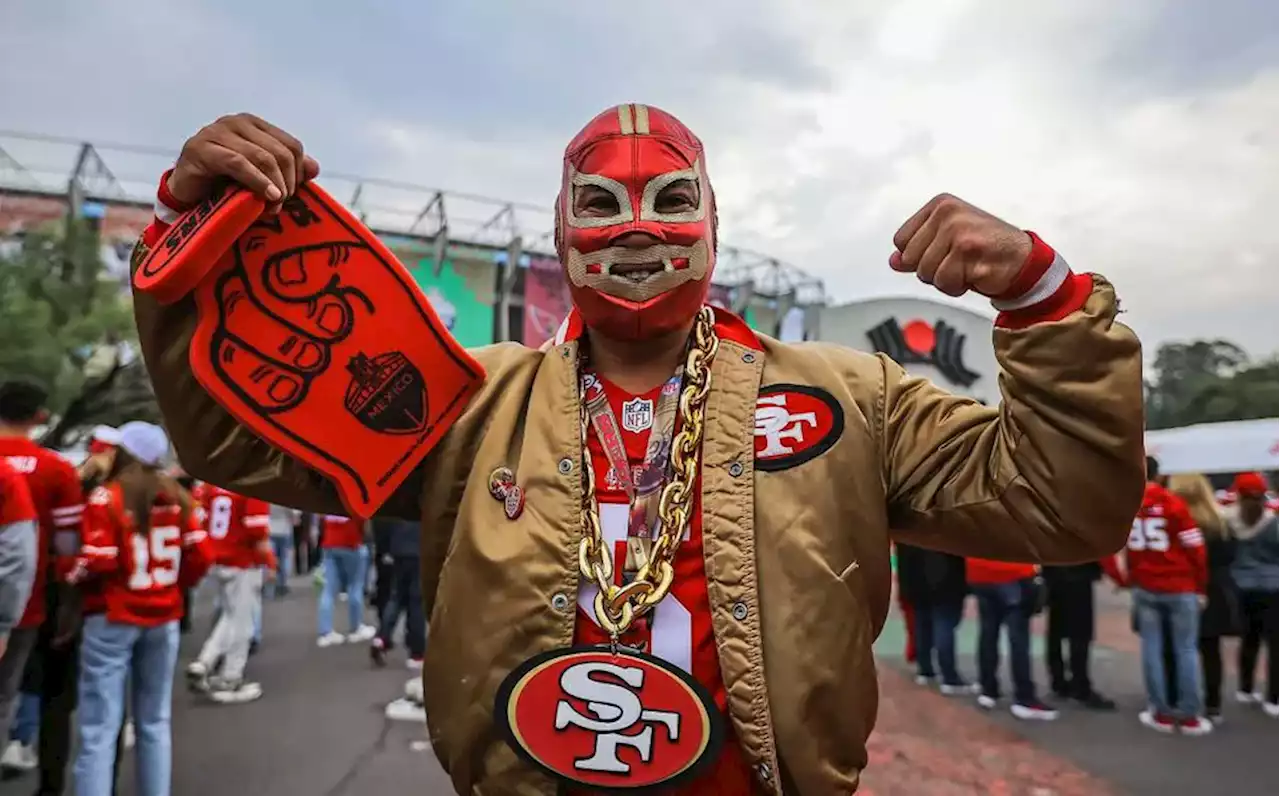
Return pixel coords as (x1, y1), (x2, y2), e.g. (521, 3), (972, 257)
(0, 130), (827, 346)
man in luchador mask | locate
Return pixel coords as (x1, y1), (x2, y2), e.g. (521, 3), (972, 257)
(130, 105), (1145, 794)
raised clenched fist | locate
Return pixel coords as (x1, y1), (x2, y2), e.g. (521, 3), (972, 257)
(890, 194), (1034, 298)
(169, 113), (320, 211)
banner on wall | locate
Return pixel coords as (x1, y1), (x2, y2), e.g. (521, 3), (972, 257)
(404, 257), (495, 348)
(523, 256), (572, 347)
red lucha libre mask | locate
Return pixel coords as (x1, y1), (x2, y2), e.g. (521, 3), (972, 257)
(555, 104), (717, 341)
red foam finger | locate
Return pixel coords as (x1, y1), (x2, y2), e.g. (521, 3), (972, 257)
(211, 335), (308, 412)
(187, 183), (486, 518)
(216, 272), (330, 374)
(133, 185), (266, 305)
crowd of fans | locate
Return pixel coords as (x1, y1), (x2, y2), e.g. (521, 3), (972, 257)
(0, 379), (427, 795)
(897, 456), (1279, 734)
(0, 372), (1275, 794)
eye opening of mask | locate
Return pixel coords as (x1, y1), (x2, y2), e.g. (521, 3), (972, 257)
(573, 184), (621, 217)
(654, 179), (699, 213)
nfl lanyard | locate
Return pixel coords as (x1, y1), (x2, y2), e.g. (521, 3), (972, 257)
(494, 307), (727, 792)
(582, 366), (682, 579)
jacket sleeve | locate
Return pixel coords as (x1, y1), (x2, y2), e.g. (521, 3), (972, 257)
(242, 498), (273, 544)
(879, 238), (1146, 564)
(0, 467), (37, 636)
(73, 487), (123, 581)
(0, 520), (35, 638)
(179, 508), (214, 588)
(1172, 500), (1208, 593)
(49, 460), (86, 580)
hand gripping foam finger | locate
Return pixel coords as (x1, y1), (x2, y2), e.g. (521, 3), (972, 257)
(184, 183), (485, 518)
(133, 184), (266, 305)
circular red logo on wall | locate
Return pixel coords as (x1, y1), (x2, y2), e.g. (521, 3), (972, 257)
(753, 384), (845, 472)
(495, 646), (723, 791)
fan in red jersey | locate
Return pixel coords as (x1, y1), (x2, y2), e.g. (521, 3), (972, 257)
(0, 381), (83, 751)
(1112, 456), (1212, 736)
(67, 422), (211, 796)
(184, 484), (273, 704)
(315, 514), (375, 647)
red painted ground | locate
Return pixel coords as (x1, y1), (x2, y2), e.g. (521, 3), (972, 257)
(860, 666), (1118, 796)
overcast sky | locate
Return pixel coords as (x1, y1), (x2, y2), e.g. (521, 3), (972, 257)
(2, 0), (1276, 356)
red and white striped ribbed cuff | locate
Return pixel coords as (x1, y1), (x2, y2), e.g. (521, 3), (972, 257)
(153, 168), (195, 225)
(991, 232), (1093, 329)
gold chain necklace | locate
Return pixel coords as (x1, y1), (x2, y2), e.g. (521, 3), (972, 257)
(577, 306), (720, 639)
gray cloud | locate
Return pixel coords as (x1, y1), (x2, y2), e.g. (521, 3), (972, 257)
(1, 0), (1275, 356)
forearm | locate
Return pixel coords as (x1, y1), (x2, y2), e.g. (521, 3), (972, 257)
(0, 521), (37, 636)
(887, 238), (1145, 563)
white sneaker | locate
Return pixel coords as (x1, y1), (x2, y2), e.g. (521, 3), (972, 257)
(404, 676), (424, 705)
(940, 682), (980, 696)
(384, 697), (427, 723)
(1264, 702), (1280, 718)
(347, 624), (377, 643)
(122, 720), (136, 750)
(976, 694), (998, 710)
(1, 739), (37, 771)
(1235, 690), (1261, 704)
(406, 657), (424, 671)
(185, 660), (210, 692)
(317, 631), (346, 647)
(208, 679), (264, 705)
(1010, 701), (1059, 721)
(914, 674), (936, 687)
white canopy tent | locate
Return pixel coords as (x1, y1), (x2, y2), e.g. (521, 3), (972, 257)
(1144, 419), (1279, 475)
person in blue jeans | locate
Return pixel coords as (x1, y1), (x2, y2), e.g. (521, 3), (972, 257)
(267, 505), (297, 598)
(897, 545), (975, 693)
(316, 515), (375, 647)
(968, 558), (1058, 720)
(70, 422), (212, 796)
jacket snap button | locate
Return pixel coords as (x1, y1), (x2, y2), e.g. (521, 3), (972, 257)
(551, 593), (570, 611)
(728, 461), (744, 478)
(742, 352), (756, 364)
(732, 602), (748, 621)
(558, 458), (573, 474)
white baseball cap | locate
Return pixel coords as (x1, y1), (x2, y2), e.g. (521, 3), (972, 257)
(90, 424), (122, 446)
(117, 422), (170, 468)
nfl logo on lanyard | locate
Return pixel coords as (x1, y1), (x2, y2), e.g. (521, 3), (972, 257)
(621, 397), (654, 434)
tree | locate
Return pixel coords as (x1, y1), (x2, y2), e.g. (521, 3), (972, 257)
(1145, 339), (1278, 429)
(0, 219), (156, 447)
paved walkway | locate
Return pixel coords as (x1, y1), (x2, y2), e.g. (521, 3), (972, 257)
(1, 581), (1274, 795)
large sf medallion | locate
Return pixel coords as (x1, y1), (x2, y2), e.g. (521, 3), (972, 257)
(495, 646), (724, 792)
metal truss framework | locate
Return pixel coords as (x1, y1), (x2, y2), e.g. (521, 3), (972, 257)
(0, 130), (827, 308)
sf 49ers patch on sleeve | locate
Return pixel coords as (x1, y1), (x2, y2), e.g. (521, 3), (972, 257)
(180, 183), (484, 519)
(753, 384), (845, 472)
(495, 647), (724, 792)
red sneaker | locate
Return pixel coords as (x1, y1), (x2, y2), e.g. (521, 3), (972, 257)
(1139, 709), (1176, 733)
(1178, 716), (1213, 736)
